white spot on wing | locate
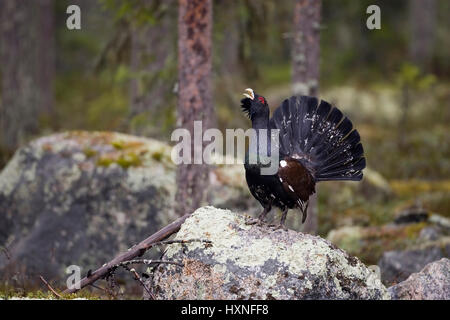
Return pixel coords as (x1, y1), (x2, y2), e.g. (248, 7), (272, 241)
(280, 160), (287, 167)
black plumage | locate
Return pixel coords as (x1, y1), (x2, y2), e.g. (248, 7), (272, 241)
(241, 88), (365, 229)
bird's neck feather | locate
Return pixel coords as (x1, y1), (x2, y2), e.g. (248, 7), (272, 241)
(251, 114), (269, 130)
(249, 113), (271, 159)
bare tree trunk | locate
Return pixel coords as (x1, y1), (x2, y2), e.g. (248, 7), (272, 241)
(36, 0), (55, 117)
(292, 0), (321, 234)
(409, 0), (436, 72)
(175, 0), (214, 216)
(292, 0), (321, 97)
(0, 0), (39, 153)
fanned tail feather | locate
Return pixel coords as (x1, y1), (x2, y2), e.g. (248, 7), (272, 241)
(269, 96), (365, 182)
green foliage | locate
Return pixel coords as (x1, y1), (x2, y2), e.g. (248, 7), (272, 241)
(100, 0), (167, 26)
(0, 283), (101, 300)
(54, 69), (129, 132)
(396, 63), (437, 90)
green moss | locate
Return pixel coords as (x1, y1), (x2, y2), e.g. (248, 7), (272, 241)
(403, 222), (428, 238)
(82, 147), (97, 158)
(111, 140), (125, 150)
(116, 153), (142, 168)
(96, 157), (114, 167)
(151, 151), (164, 162)
(96, 152), (142, 169)
(0, 284), (101, 300)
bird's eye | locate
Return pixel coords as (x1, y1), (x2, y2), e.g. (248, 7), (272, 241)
(258, 97), (265, 104)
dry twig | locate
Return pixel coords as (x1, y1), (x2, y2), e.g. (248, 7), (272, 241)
(39, 275), (62, 299)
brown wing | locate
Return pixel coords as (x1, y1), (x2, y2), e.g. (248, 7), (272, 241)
(277, 157), (315, 202)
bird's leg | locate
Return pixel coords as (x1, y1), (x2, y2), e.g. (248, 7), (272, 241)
(279, 208), (288, 230)
(246, 204), (272, 225)
(270, 208), (288, 231)
(258, 204), (271, 221)
(301, 201), (309, 224)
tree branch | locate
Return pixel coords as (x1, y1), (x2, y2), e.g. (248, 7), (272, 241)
(63, 213), (191, 294)
(40, 275), (62, 299)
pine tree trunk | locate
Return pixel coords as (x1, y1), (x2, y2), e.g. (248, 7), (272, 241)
(292, 0), (321, 234)
(36, 0), (55, 117)
(0, 0), (39, 153)
(292, 0), (321, 97)
(175, 0), (214, 216)
(409, 0), (436, 72)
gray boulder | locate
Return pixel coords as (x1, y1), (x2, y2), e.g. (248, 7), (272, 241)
(389, 258), (450, 300)
(378, 237), (450, 285)
(147, 207), (390, 300)
(0, 132), (254, 284)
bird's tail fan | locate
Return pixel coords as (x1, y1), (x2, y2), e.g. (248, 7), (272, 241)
(270, 95), (365, 182)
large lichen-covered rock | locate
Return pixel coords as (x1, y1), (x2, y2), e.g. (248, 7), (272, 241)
(147, 207), (390, 300)
(388, 258), (450, 300)
(0, 132), (254, 283)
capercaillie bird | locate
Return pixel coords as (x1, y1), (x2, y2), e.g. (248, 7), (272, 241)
(241, 88), (365, 229)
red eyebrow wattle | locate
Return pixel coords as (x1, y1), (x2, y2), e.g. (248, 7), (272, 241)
(258, 97), (265, 103)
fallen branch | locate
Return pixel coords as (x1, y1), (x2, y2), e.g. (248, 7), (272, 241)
(39, 275), (62, 299)
(114, 259), (184, 268)
(63, 213), (192, 294)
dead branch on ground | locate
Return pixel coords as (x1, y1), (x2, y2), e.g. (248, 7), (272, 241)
(63, 213), (192, 294)
(39, 275), (62, 299)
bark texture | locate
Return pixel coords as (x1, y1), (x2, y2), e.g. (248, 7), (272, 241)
(36, 0), (55, 117)
(291, 0), (321, 234)
(292, 0), (321, 97)
(175, 0), (214, 216)
(0, 0), (38, 151)
(0, 0), (54, 153)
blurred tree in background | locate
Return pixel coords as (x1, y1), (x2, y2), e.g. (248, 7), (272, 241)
(0, 0), (54, 156)
(174, 0), (214, 216)
(291, 0), (322, 234)
(409, 0), (436, 73)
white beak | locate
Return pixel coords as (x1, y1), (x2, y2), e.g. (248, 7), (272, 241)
(243, 88), (254, 100)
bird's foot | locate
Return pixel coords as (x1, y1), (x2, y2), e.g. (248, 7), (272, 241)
(245, 217), (265, 226)
(268, 223), (288, 231)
